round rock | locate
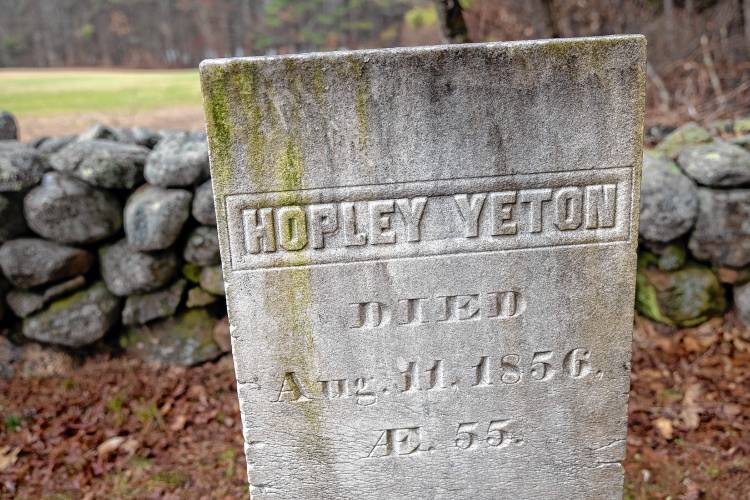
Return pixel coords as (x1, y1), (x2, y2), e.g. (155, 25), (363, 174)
(639, 153), (698, 243)
(183, 226), (220, 266)
(689, 188), (750, 267)
(124, 185), (192, 251)
(99, 239), (178, 296)
(199, 265), (225, 296)
(192, 180), (216, 225)
(0, 111), (18, 140)
(120, 308), (221, 366)
(122, 279), (186, 326)
(22, 281), (121, 347)
(144, 132), (208, 187)
(0, 141), (48, 192)
(50, 139), (149, 189)
(677, 140), (750, 187)
(24, 172), (122, 244)
(0, 238), (93, 289)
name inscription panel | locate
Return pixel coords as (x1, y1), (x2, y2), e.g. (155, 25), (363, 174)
(201, 36), (645, 499)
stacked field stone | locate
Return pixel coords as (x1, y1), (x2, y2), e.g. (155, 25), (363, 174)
(0, 116), (228, 370)
(638, 118), (750, 327)
(3, 112), (750, 374)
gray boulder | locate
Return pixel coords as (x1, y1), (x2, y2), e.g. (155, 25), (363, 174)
(192, 180), (216, 225)
(655, 122), (713, 158)
(144, 132), (208, 187)
(677, 140), (750, 187)
(35, 135), (77, 155)
(120, 308), (221, 365)
(0, 193), (27, 243)
(124, 185), (192, 251)
(200, 265), (225, 296)
(6, 276), (86, 318)
(0, 112), (18, 140)
(183, 226), (220, 265)
(639, 153), (698, 243)
(77, 123), (161, 148)
(99, 239), (177, 296)
(689, 188), (750, 267)
(0, 141), (48, 192)
(22, 281), (121, 347)
(122, 279), (186, 326)
(0, 238), (93, 289)
(24, 172), (122, 244)
(186, 286), (218, 308)
(50, 139), (149, 189)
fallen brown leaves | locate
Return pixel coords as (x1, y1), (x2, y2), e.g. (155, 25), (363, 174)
(0, 355), (246, 499)
(626, 313), (750, 499)
(0, 313), (748, 498)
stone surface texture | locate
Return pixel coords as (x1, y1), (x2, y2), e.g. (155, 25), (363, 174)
(201, 36), (645, 498)
(122, 279), (186, 325)
(99, 239), (178, 296)
(0, 111), (18, 140)
(688, 188), (750, 267)
(121, 308), (221, 365)
(0, 238), (92, 288)
(144, 131), (209, 187)
(183, 225), (220, 265)
(124, 185), (192, 251)
(192, 179), (217, 225)
(639, 153), (698, 242)
(677, 140), (750, 187)
(0, 141), (48, 192)
(49, 139), (149, 189)
(22, 281), (121, 347)
(24, 172), (122, 244)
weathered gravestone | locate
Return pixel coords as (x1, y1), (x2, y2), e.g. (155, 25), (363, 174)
(201, 35), (645, 499)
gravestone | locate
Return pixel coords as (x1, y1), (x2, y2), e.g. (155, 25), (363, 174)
(201, 35), (645, 499)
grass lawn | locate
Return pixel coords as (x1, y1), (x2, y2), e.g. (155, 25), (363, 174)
(0, 69), (205, 139)
(0, 69), (201, 116)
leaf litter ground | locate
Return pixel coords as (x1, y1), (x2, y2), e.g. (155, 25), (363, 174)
(1, 314), (749, 499)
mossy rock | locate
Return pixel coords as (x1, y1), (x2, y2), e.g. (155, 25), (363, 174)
(120, 308), (221, 366)
(655, 122), (712, 158)
(636, 258), (726, 327)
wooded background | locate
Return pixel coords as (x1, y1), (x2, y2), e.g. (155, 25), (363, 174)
(0, 0), (748, 122)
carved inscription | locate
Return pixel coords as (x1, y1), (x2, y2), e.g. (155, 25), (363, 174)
(266, 348), (599, 406)
(348, 290), (523, 329)
(224, 168), (633, 269)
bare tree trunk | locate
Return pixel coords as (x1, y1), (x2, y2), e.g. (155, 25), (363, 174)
(541, 0), (561, 38)
(435, 0), (470, 44)
(744, 0), (750, 52)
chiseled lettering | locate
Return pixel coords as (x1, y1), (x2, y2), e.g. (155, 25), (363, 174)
(489, 191), (517, 236)
(367, 427), (422, 458)
(368, 199), (396, 245)
(309, 203), (338, 249)
(342, 202), (367, 246)
(518, 189), (552, 233)
(554, 187), (583, 231)
(277, 206), (308, 250)
(585, 184), (616, 228)
(396, 197), (428, 242)
(273, 372), (310, 402)
(242, 207), (276, 254)
(453, 193), (487, 237)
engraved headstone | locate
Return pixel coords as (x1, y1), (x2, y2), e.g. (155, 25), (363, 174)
(201, 36), (645, 499)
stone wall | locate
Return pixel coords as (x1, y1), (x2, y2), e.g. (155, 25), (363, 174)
(1, 113), (750, 371)
(1, 117), (229, 372)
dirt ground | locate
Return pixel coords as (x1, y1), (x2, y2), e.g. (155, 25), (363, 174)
(14, 106), (206, 142)
(1, 313), (749, 499)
